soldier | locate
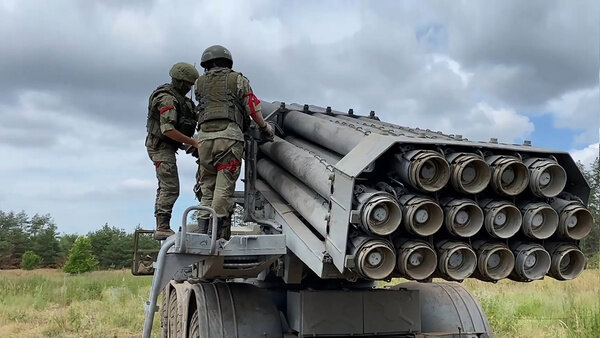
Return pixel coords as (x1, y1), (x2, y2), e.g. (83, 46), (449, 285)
(194, 45), (273, 239)
(146, 62), (200, 240)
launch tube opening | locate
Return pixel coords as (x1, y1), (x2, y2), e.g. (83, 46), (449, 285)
(558, 206), (593, 240)
(521, 203), (558, 239)
(445, 201), (484, 237)
(526, 159), (567, 198)
(483, 202), (521, 238)
(438, 242), (477, 281)
(488, 157), (529, 196)
(355, 239), (396, 280)
(360, 194), (402, 236)
(478, 246), (514, 281)
(449, 154), (491, 194)
(399, 150), (450, 192)
(397, 241), (437, 280)
(549, 245), (585, 280)
(514, 245), (551, 281)
(402, 198), (444, 236)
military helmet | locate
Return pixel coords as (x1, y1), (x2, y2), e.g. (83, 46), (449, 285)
(200, 45), (233, 68)
(169, 62), (200, 83)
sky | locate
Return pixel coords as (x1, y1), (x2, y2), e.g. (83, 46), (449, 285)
(1, 0), (598, 234)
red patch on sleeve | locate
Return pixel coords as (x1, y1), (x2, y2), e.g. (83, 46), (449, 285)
(154, 161), (162, 168)
(159, 105), (174, 114)
(216, 160), (241, 172)
(243, 92), (261, 118)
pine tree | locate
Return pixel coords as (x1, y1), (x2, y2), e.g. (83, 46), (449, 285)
(579, 156), (599, 266)
(63, 236), (98, 274)
(21, 250), (41, 270)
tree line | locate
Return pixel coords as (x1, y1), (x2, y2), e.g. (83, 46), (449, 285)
(0, 213), (158, 270)
(1, 157), (598, 271)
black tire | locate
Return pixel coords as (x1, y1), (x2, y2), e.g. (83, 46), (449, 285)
(188, 308), (199, 338)
(191, 282), (283, 337)
(168, 288), (180, 337)
(161, 289), (168, 337)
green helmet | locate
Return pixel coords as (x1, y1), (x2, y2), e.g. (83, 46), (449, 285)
(200, 45), (233, 68)
(169, 62), (199, 83)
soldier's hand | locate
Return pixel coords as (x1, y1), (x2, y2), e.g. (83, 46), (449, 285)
(185, 142), (199, 158)
(260, 123), (274, 141)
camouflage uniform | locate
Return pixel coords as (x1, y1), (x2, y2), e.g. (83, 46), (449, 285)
(146, 83), (197, 232)
(194, 67), (259, 239)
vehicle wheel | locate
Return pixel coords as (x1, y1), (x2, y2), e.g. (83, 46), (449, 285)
(161, 288), (168, 337)
(396, 282), (493, 336)
(190, 282), (282, 337)
(188, 308), (199, 338)
(168, 288), (180, 337)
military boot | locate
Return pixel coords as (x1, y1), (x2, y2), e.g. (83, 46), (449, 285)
(154, 216), (175, 240)
(198, 218), (210, 234)
(216, 216), (231, 240)
(188, 218), (209, 234)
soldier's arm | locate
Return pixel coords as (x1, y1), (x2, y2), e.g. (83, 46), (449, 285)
(237, 75), (267, 128)
(157, 94), (198, 148)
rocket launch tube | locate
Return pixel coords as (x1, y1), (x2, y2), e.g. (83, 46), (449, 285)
(551, 198), (593, 240)
(472, 241), (515, 281)
(257, 158), (329, 237)
(284, 135), (342, 164)
(545, 242), (586, 281)
(283, 110), (365, 155)
(260, 136), (333, 199)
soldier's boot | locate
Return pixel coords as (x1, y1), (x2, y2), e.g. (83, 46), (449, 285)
(216, 216), (231, 240)
(154, 217), (175, 240)
(197, 218), (209, 234)
(188, 218), (209, 234)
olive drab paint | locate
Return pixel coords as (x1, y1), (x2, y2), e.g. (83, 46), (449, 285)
(195, 68), (250, 131)
(146, 83), (196, 149)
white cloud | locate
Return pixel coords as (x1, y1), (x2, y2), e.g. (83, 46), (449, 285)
(0, 1), (597, 233)
(458, 102), (535, 143)
(570, 143), (599, 169)
(546, 86), (600, 145)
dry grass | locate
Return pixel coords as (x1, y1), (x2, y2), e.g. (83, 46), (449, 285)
(0, 269), (598, 337)
(461, 269), (600, 337)
(0, 269), (160, 338)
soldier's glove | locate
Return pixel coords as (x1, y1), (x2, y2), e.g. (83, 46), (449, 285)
(259, 123), (274, 142)
(185, 145), (199, 158)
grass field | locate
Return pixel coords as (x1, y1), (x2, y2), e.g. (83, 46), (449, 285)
(0, 269), (598, 337)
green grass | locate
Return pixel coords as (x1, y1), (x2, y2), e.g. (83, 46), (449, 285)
(0, 269), (160, 337)
(0, 269), (598, 337)
(460, 270), (600, 337)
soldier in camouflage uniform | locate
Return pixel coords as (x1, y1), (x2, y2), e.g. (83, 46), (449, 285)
(194, 45), (274, 239)
(146, 62), (200, 240)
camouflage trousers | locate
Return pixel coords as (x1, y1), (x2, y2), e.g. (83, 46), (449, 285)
(148, 149), (179, 223)
(196, 138), (243, 219)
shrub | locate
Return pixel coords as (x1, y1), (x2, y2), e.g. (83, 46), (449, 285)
(21, 251), (41, 270)
(63, 236), (98, 274)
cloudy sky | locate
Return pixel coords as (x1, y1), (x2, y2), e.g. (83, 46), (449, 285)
(1, 0), (598, 234)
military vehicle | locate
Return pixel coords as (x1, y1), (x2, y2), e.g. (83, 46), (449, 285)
(134, 101), (592, 337)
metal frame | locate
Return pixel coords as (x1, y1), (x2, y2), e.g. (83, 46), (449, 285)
(141, 205), (286, 338)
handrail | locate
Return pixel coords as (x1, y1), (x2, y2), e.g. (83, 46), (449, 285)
(180, 205), (219, 254)
(142, 236), (176, 338)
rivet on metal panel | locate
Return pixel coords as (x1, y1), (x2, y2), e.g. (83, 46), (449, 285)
(348, 108), (354, 115)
